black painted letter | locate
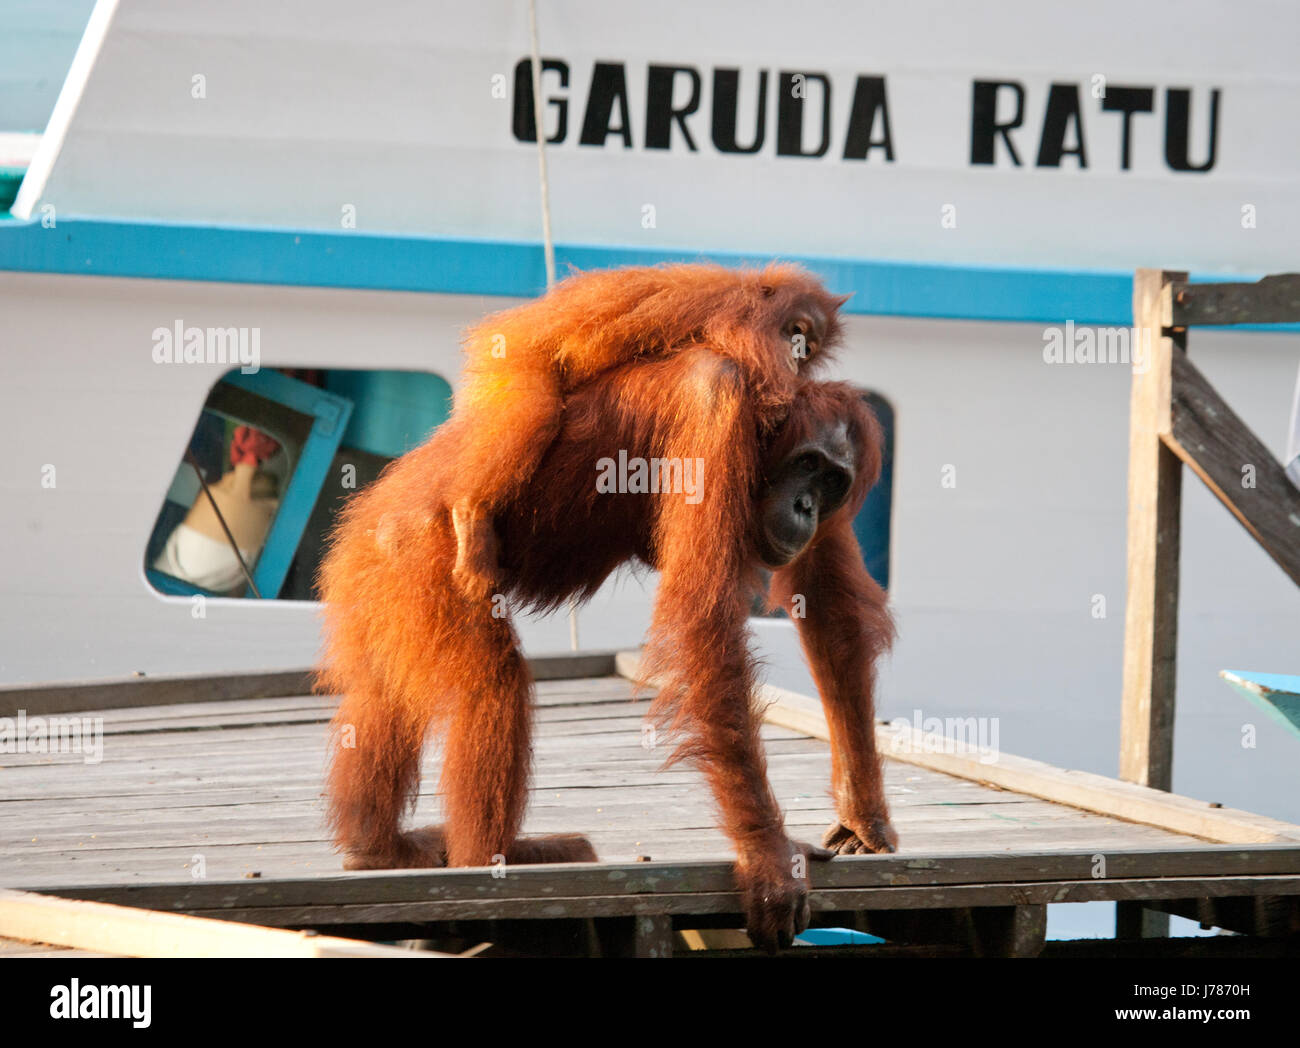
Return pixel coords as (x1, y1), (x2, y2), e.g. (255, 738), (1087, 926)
(842, 76), (894, 161)
(646, 65), (702, 151)
(971, 80), (1025, 166)
(712, 68), (768, 154)
(579, 62), (633, 147)
(777, 71), (831, 158)
(1164, 88), (1220, 172)
(513, 58), (569, 144)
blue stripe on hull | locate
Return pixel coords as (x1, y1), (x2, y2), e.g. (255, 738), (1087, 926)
(1, 215), (1294, 330)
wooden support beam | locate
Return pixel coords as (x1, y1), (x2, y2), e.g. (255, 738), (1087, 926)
(157, 874), (1300, 927)
(632, 914), (675, 958)
(1163, 349), (1300, 586)
(0, 888), (448, 958)
(1170, 273), (1300, 326)
(1120, 268), (1187, 791)
(1115, 901), (1170, 939)
(969, 904), (1047, 958)
(42, 844), (1300, 917)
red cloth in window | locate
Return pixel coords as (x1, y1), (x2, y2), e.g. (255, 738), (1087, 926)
(230, 425), (280, 467)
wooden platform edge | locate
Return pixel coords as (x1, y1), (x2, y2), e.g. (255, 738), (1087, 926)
(0, 888), (451, 958)
(0, 650), (620, 717)
(615, 650), (1300, 846)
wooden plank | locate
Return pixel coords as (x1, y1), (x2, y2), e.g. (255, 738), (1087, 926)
(618, 650), (1300, 843)
(33, 846), (1300, 913)
(0, 670), (316, 718)
(176, 874), (1300, 927)
(864, 693), (1300, 844)
(527, 651), (620, 682)
(1163, 348), (1300, 586)
(0, 888), (447, 958)
(1120, 268), (1186, 790)
(1170, 274), (1300, 326)
(0, 652), (620, 717)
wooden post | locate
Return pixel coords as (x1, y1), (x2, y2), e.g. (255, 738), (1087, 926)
(1120, 269), (1187, 792)
(969, 905), (1048, 957)
(1116, 902), (1170, 941)
(632, 915), (674, 958)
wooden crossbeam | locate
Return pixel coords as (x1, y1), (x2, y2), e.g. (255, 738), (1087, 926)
(1164, 348), (1300, 585)
(1170, 273), (1300, 326)
(40, 874), (1300, 929)
(30, 848), (1300, 932)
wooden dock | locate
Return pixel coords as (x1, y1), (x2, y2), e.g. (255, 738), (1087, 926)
(3, 653), (1299, 957)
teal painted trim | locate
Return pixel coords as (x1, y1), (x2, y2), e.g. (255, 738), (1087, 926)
(1221, 670), (1300, 740)
(0, 215), (1297, 329)
(323, 369), (454, 459)
(0, 168), (24, 212)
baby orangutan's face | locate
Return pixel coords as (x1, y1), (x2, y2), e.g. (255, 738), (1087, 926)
(761, 283), (849, 374)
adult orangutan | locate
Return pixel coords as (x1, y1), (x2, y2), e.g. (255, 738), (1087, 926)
(317, 286), (895, 953)
(442, 262), (848, 600)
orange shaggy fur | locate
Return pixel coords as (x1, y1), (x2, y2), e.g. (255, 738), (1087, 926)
(316, 269), (895, 951)
(441, 262), (847, 597)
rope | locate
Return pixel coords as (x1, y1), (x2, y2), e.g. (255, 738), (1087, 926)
(527, 0), (557, 290)
(183, 450), (262, 599)
(527, 0), (578, 650)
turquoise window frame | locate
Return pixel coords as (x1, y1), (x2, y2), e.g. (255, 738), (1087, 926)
(146, 368), (353, 600)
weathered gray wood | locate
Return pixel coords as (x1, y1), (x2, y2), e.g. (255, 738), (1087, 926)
(740, 675), (1300, 845)
(527, 651), (620, 682)
(0, 651), (620, 717)
(1115, 900), (1170, 939)
(1120, 268), (1186, 791)
(969, 904), (1047, 958)
(8, 673), (1300, 942)
(0, 669), (317, 718)
(167, 874), (1300, 927)
(1170, 274), (1300, 326)
(32, 846), (1300, 911)
(621, 652), (1300, 845)
(632, 914), (674, 958)
(1165, 348), (1300, 586)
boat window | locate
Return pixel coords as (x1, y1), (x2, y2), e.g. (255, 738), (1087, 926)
(143, 368), (453, 600)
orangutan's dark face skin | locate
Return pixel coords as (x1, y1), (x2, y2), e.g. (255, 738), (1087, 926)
(756, 420), (855, 567)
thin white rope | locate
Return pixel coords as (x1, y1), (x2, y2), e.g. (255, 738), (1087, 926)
(527, 0), (578, 650)
(527, 0), (558, 291)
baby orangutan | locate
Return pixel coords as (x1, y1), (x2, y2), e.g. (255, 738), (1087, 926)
(441, 262), (849, 599)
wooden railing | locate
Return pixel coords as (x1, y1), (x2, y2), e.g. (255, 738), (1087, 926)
(1121, 269), (1300, 791)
